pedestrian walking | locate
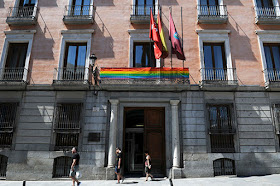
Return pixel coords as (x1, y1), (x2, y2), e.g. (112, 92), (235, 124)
(144, 151), (153, 181)
(69, 147), (81, 186)
(115, 147), (124, 184)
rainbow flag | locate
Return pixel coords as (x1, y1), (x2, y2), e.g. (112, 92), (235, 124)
(100, 67), (189, 80)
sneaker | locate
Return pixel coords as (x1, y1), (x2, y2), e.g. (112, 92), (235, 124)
(122, 176), (125, 183)
(77, 182), (81, 186)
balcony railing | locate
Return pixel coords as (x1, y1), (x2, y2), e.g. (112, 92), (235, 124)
(200, 68), (237, 84)
(197, 5), (228, 24)
(0, 68), (28, 82)
(53, 67), (89, 81)
(255, 6), (280, 24)
(6, 6), (38, 25)
(130, 5), (159, 24)
(100, 67), (189, 85)
(263, 68), (280, 88)
(63, 5), (95, 24)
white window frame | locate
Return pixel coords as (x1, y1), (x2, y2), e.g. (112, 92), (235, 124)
(197, 0), (225, 16)
(128, 29), (161, 68)
(256, 30), (280, 84)
(12, 0), (39, 17)
(58, 29), (94, 81)
(253, 0), (280, 17)
(196, 29), (233, 81)
(0, 30), (36, 82)
(132, 0), (159, 16)
(68, 0), (94, 16)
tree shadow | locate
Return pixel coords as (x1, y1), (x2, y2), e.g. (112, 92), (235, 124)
(38, 0), (58, 7)
(0, 0), (4, 8)
(94, 0), (115, 6)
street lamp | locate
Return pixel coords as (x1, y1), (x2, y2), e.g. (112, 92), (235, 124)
(89, 53), (97, 66)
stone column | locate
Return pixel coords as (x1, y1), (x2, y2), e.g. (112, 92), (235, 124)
(170, 100), (181, 168)
(107, 99), (119, 168)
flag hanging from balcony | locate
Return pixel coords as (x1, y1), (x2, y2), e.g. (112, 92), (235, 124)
(157, 11), (168, 59)
(169, 11), (185, 60)
(149, 8), (162, 59)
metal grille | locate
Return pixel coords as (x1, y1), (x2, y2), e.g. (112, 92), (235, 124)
(53, 156), (72, 178)
(0, 68), (27, 81)
(198, 5), (227, 17)
(131, 5), (156, 16)
(200, 68), (237, 82)
(0, 155), (8, 178)
(208, 105), (235, 153)
(54, 103), (81, 150)
(55, 133), (79, 150)
(213, 158), (235, 176)
(53, 68), (88, 81)
(0, 103), (17, 148)
(264, 68), (280, 82)
(55, 104), (82, 130)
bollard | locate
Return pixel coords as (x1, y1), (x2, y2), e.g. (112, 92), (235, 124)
(23, 180), (26, 186)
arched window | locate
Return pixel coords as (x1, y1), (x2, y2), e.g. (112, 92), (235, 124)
(0, 155), (8, 178)
(53, 156), (72, 178)
(213, 158), (235, 176)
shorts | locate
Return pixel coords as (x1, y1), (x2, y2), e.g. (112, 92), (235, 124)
(69, 165), (79, 177)
(145, 166), (151, 174)
(115, 166), (121, 173)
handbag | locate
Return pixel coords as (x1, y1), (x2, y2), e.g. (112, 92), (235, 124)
(76, 171), (82, 178)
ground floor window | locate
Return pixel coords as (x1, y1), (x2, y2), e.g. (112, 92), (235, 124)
(52, 156), (72, 178)
(213, 158), (235, 176)
(0, 155), (8, 178)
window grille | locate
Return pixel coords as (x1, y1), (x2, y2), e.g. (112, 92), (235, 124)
(52, 156), (72, 178)
(208, 105), (235, 153)
(213, 158), (235, 176)
(54, 103), (82, 150)
(0, 103), (18, 148)
(0, 155), (8, 178)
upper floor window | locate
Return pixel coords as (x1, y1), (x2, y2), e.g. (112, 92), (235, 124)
(200, 0), (219, 6)
(263, 44), (280, 81)
(133, 42), (155, 67)
(71, 0), (91, 16)
(256, 0), (274, 7)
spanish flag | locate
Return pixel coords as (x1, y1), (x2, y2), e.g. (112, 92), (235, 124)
(157, 12), (168, 59)
(149, 8), (162, 59)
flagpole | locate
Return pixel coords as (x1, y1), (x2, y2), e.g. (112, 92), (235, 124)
(181, 6), (184, 69)
(170, 6), (173, 68)
(150, 8), (152, 67)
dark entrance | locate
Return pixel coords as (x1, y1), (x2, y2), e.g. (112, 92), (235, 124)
(124, 107), (165, 177)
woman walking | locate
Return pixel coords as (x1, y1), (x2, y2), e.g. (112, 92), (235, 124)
(144, 151), (153, 181)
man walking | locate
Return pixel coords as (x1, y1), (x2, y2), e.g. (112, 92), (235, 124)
(115, 147), (124, 184)
(70, 147), (81, 186)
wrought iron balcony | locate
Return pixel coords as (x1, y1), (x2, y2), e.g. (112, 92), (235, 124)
(263, 68), (280, 88)
(0, 68), (28, 82)
(200, 68), (238, 88)
(6, 6), (38, 25)
(130, 5), (160, 24)
(63, 5), (95, 24)
(53, 67), (90, 88)
(197, 5), (228, 24)
(100, 67), (189, 86)
(255, 6), (280, 24)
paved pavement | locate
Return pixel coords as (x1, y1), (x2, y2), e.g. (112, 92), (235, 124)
(1, 174), (280, 186)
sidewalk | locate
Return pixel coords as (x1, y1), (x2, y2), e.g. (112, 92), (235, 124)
(1, 174), (280, 186)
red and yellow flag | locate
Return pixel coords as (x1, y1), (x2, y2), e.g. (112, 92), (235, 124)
(149, 8), (162, 59)
(157, 12), (168, 59)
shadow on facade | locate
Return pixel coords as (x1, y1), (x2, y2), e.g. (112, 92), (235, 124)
(94, 0), (115, 6)
(38, 0), (58, 7)
(161, 0), (179, 6)
(226, 1), (244, 6)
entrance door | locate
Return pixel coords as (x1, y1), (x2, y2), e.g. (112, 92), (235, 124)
(124, 107), (165, 177)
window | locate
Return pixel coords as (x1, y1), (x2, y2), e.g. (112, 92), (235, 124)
(53, 156), (72, 178)
(256, 0), (274, 7)
(62, 43), (87, 80)
(254, 0), (280, 19)
(133, 42), (155, 67)
(0, 103), (18, 148)
(263, 44), (280, 81)
(0, 155), (8, 178)
(3, 43), (28, 81)
(17, 0), (36, 17)
(70, 0), (91, 16)
(203, 43), (227, 80)
(208, 105), (235, 153)
(54, 103), (82, 150)
(213, 158), (235, 176)
(134, 0), (155, 16)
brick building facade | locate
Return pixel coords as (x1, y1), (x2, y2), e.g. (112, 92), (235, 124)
(1, 0), (280, 180)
